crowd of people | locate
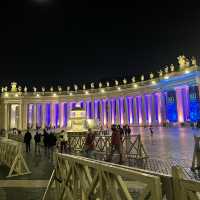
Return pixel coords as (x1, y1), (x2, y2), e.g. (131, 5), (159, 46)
(23, 127), (57, 160)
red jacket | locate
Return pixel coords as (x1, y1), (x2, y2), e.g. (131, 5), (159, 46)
(111, 130), (121, 145)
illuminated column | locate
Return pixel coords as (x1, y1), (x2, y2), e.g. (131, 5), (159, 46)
(99, 99), (102, 125)
(151, 94), (156, 125)
(123, 97), (128, 125)
(4, 103), (8, 131)
(42, 103), (46, 129)
(128, 97), (133, 125)
(116, 97), (120, 124)
(59, 102), (64, 128)
(18, 104), (22, 130)
(176, 87), (184, 123)
(103, 99), (107, 126)
(133, 97), (138, 125)
(91, 98), (95, 119)
(22, 103), (28, 130)
(141, 95), (147, 125)
(182, 86), (189, 121)
(50, 102), (55, 127)
(107, 99), (111, 127)
(33, 104), (37, 129)
(111, 99), (115, 124)
(156, 93), (162, 124)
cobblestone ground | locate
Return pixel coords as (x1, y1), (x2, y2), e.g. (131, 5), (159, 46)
(0, 127), (199, 200)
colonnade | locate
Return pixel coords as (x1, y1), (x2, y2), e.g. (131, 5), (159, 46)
(4, 84), (200, 130)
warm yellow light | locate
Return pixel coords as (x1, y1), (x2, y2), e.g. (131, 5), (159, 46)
(164, 76), (169, 79)
(85, 90), (89, 95)
(53, 93), (57, 97)
(69, 92), (73, 96)
(36, 93), (40, 97)
(117, 87), (121, 90)
(4, 93), (8, 97)
(151, 80), (156, 85)
(101, 89), (105, 93)
(184, 70), (190, 74)
(15, 94), (18, 97)
(134, 84), (138, 88)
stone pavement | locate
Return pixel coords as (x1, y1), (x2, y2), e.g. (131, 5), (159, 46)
(0, 127), (200, 200)
(0, 142), (54, 200)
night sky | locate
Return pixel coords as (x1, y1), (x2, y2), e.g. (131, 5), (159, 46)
(0, 1), (199, 88)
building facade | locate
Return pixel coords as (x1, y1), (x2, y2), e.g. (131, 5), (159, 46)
(1, 56), (200, 131)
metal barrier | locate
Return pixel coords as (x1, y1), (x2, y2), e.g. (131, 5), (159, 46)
(68, 134), (148, 160)
(42, 153), (162, 200)
(0, 138), (31, 177)
(172, 166), (200, 200)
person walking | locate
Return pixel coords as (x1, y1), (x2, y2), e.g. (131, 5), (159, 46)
(84, 129), (96, 158)
(24, 129), (32, 152)
(34, 130), (41, 154)
(43, 128), (49, 155)
(149, 126), (154, 136)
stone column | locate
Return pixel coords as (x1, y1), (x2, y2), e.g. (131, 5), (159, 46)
(22, 103), (28, 130)
(142, 95), (147, 126)
(151, 94), (156, 125)
(133, 97), (138, 125)
(99, 99), (103, 126)
(4, 103), (8, 131)
(33, 104), (37, 129)
(116, 97), (120, 125)
(91, 98), (95, 119)
(18, 104), (22, 130)
(124, 96), (129, 125)
(50, 102), (55, 128)
(175, 87), (184, 123)
(59, 102), (64, 128)
(107, 99), (111, 127)
(42, 103), (46, 129)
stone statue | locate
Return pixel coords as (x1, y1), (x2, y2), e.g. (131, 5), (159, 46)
(115, 80), (119, 86)
(18, 86), (22, 92)
(106, 81), (110, 87)
(150, 73), (154, 79)
(141, 75), (144, 81)
(191, 56), (197, 66)
(42, 87), (45, 92)
(24, 86), (27, 92)
(58, 86), (62, 92)
(67, 86), (70, 91)
(50, 86), (54, 92)
(185, 58), (190, 67)
(177, 55), (187, 68)
(90, 82), (94, 89)
(123, 78), (127, 84)
(11, 82), (17, 92)
(4, 87), (8, 92)
(33, 87), (37, 92)
(74, 84), (78, 91)
(170, 64), (174, 72)
(1, 87), (4, 93)
(99, 82), (102, 88)
(164, 66), (169, 74)
(159, 70), (163, 77)
(82, 84), (86, 90)
(131, 76), (136, 83)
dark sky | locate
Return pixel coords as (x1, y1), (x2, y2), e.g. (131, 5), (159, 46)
(0, 0), (200, 88)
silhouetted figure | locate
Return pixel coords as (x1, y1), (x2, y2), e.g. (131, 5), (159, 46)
(85, 129), (95, 158)
(43, 129), (49, 155)
(34, 130), (41, 154)
(24, 130), (32, 152)
(48, 132), (57, 161)
(149, 126), (154, 136)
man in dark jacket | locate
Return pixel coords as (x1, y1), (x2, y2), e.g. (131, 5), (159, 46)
(24, 129), (32, 152)
(48, 132), (57, 161)
(34, 130), (41, 154)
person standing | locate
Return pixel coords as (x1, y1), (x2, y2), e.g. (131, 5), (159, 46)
(149, 126), (154, 136)
(48, 131), (57, 161)
(85, 129), (96, 158)
(24, 129), (32, 152)
(34, 130), (41, 154)
(107, 126), (123, 164)
(43, 128), (49, 155)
